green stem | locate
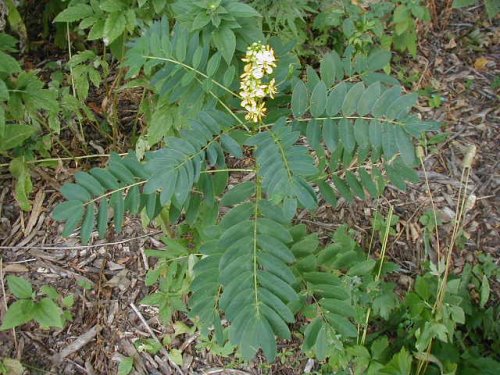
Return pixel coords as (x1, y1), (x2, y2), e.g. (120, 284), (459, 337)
(258, 116), (404, 130)
(360, 205), (393, 345)
(252, 179), (261, 314)
(0, 153), (123, 169)
(142, 55), (241, 99)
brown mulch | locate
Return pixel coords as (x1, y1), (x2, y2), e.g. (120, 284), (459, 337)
(1, 6), (499, 375)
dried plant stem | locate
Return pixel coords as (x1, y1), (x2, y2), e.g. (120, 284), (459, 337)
(360, 205), (393, 345)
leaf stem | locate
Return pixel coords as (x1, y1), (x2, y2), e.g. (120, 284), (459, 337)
(142, 55), (241, 99)
(252, 179), (261, 315)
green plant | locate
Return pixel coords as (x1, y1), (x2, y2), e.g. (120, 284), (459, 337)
(249, 0), (314, 45)
(53, 9), (441, 360)
(140, 236), (194, 323)
(0, 275), (73, 331)
(54, 0), (172, 49)
(123, 4), (279, 148)
(313, 0), (430, 57)
(0, 32), (63, 210)
(67, 49), (109, 101)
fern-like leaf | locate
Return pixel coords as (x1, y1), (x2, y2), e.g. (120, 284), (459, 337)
(289, 50), (440, 205)
(291, 227), (364, 360)
(247, 118), (318, 211)
(191, 187), (298, 360)
(53, 152), (156, 243)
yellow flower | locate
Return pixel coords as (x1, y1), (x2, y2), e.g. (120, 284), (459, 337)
(239, 42), (278, 124)
(266, 78), (277, 99)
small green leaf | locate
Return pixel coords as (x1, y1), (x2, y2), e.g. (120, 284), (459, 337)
(62, 295), (75, 308)
(54, 4), (93, 23)
(88, 19), (105, 40)
(221, 181), (255, 206)
(345, 171), (365, 199)
(339, 118), (355, 153)
(100, 0), (126, 12)
(61, 203), (85, 237)
(75, 172), (105, 197)
(318, 180), (337, 207)
(315, 325), (330, 360)
(310, 81), (327, 117)
(103, 13), (126, 45)
(326, 82), (347, 116)
(60, 183), (92, 202)
(90, 168), (120, 190)
(347, 259), (376, 276)
(372, 86), (402, 117)
(320, 53), (337, 87)
(206, 52), (222, 77)
(53, 200), (84, 221)
(367, 49), (392, 71)
(386, 93), (418, 120)
(321, 299), (355, 317)
(303, 317), (323, 351)
(32, 298), (64, 328)
(480, 274), (490, 308)
(0, 300), (35, 330)
(0, 125), (36, 151)
(212, 27), (236, 64)
(40, 285), (59, 300)
(221, 134), (243, 158)
(359, 168), (378, 197)
(191, 12), (211, 30)
(9, 158), (33, 211)
(7, 276), (32, 299)
(382, 124), (398, 159)
(357, 81), (381, 116)
(118, 357), (134, 375)
(342, 82), (365, 116)
(80, 203), (95, 245)
(333, 175), (353, 203)
(291, 81), (308, 117)
(306, 119), (321, 151)
(111, 192), (125, 233)
(0, 79), (9, 101)
(329, 313), (357, 337)
(394, 126), (416, 165)
(381, 347), (412, 375)
(0, 50), (21, 74)
(322, 119), (338, 152)
(484, 0), (499, 18)
(353, 118), (369, 148)
(191, 46), (203, 69)
(452, 0), (476, 9)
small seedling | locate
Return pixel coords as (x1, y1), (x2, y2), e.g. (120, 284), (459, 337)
(0, 276), (72, 331)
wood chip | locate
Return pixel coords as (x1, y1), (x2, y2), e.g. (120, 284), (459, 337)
(51, 325), (102, 364)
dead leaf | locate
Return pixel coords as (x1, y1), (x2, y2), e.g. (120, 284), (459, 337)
(3, 263), (29, 273)
(474, 57), (491, 71)
(24, 189), (45, 236)
(445, 38), (457, 49)
(105, 269), (130, 290)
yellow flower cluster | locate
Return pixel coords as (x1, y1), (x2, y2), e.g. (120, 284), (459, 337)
(239, 42), (278, 123)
